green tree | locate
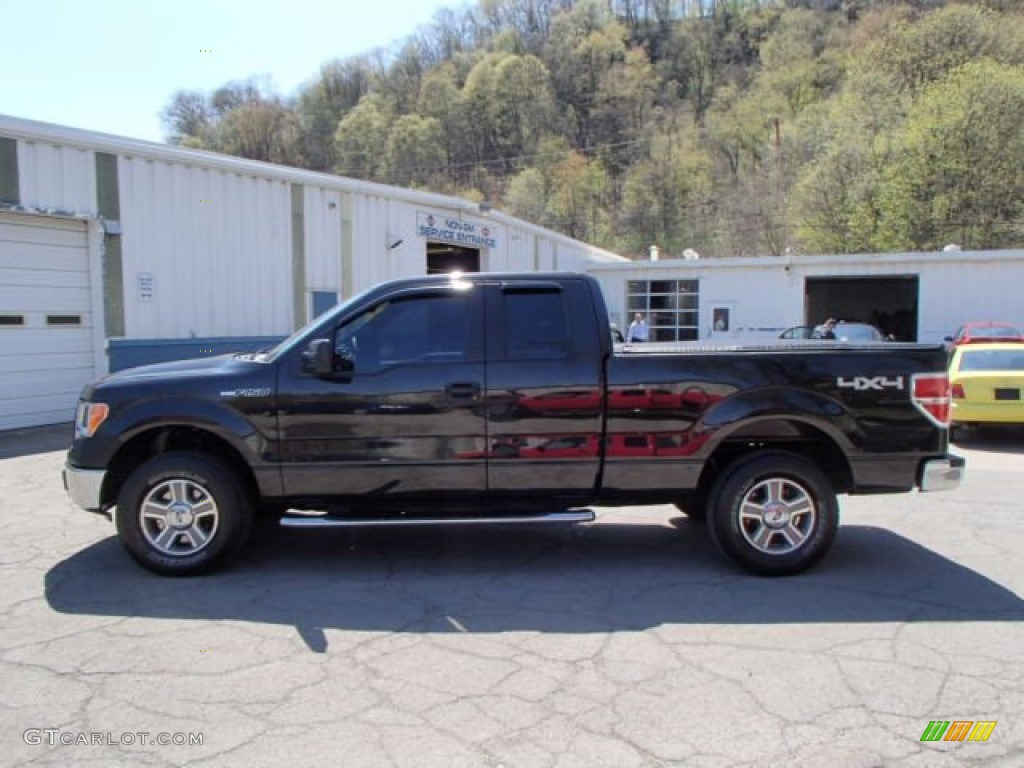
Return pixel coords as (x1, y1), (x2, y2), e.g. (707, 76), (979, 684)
(295, 58), (374, 171)
(505, 166), (549, 225)
(333, 94), (395, 180)
(458, 53), (504, 172)
(213, 99), (303, 165)
(161, 90), (213, 145)
(382, 115), (446, 187)
(544, 1), (622, 147)
(547, 150), (610, 241)
(789, 63), (907, 254)
(416, 62), (469, 183)
(592, 47), (658, 175)
(618, 129), (713, 257)
(493, 54), (557, 166)
(872, 5), (1023, 95)
(876, 60), (1024, 251)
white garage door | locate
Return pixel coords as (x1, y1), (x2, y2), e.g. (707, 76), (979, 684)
(0, 212), (95, 431)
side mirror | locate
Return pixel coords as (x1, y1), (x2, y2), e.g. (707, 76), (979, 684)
(304, 339), (335, 376)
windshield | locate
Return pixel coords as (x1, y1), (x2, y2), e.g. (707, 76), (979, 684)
(261, 286), (376, 362)
(834, 325), (882, 342)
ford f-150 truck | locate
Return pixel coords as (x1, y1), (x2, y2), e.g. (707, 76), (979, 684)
(63, 272), (964, 577)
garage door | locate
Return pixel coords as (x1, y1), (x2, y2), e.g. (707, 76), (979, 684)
(0, 212), (95, 431)
(805, 276), (919, 341)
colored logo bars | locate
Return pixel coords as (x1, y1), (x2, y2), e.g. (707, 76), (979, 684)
(920, 721), (997, 742)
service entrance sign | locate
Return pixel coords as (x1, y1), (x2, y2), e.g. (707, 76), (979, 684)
(417, 212), (499, 250)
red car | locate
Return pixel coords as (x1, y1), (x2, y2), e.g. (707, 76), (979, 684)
(947, 322), (1024, 347)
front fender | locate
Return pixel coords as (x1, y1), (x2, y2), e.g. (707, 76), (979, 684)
(69, 396), (269, 470)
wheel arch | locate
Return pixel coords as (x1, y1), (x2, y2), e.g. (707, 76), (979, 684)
(102, 425), (259, 510)
(694, 416), (854, 506)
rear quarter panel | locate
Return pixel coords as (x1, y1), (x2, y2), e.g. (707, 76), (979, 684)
(601, 342), (949, 496)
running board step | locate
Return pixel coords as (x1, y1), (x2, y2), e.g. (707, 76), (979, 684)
(279, 509), (595, 528)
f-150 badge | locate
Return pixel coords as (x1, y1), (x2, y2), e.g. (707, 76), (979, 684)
(220, 388), (272, 398)
(837, 376), (905, 391)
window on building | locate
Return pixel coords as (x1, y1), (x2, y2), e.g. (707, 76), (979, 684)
(47, 314), (82, 326)
(626, 280), (700, 341)
(311, 291), (338, 319)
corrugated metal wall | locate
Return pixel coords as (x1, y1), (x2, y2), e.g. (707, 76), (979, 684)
(17, 141), (95, 213)
(302, 185), (343, 309)
(348, 194), (425, 289)
(118, 157), (294, 339)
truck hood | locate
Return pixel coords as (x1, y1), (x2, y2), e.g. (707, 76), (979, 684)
(90, 354), (266, 394)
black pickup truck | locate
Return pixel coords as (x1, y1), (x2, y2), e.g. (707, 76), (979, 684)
(64, 272), (963, 577)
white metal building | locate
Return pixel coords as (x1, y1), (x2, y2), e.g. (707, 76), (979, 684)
(590, 250), (1024, 347)
(0, 114), (626, 430)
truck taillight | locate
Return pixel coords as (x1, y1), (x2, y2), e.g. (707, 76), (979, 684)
(912, 372), (951, 427)
(951, 383), (966, 399)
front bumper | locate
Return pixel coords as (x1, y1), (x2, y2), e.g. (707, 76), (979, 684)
(63, 463), (106, 511)
(918, 454), (965, 492)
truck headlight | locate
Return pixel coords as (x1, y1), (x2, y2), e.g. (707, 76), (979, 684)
(75, 401), (110, 438)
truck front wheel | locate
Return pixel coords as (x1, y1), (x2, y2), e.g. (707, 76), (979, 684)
(115, 452), (253, 576)
(707, 452), (838, 576)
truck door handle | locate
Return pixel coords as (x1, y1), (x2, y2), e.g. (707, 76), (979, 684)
(445, 382), (480, 400)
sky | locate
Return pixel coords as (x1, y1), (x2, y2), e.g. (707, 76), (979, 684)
(3, 0), (462, 143)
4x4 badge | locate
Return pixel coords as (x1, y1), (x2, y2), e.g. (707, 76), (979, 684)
(837, 376), (905, 391)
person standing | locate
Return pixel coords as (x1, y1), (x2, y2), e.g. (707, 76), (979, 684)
(819, 317), (838, 340)
(628, 312), (650, 342)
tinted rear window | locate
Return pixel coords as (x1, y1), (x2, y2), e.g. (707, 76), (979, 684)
(958, 349), (1024, 371)
(968, 326), (1020, 339)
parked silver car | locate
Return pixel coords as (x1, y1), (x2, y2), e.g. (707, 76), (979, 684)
(780, 322), (886, 342)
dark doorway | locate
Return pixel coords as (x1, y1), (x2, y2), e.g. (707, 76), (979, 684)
(427, 242), (480, 274)
(805, 276), (920, 341)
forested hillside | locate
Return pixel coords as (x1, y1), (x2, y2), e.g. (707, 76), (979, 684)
(162, 0), (1024, 259)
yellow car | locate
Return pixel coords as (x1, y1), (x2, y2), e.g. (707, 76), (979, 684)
(949, 342), (1024, 429)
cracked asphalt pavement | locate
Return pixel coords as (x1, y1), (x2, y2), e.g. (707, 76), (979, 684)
(1, 424), (1022, 767)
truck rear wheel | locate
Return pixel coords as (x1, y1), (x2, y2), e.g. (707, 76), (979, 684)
(707, 452), (837, 576)
(115, 452), (253, 576)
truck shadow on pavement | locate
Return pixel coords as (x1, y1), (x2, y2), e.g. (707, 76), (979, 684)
(45, 520), (1024, 652)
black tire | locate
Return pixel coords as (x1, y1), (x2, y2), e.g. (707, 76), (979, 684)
(707, 452), (838, 576)
(115, 452), (253, 576)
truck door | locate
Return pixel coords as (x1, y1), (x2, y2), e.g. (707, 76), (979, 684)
(276, 284), (487, 501)
(484, 280), (605, 500)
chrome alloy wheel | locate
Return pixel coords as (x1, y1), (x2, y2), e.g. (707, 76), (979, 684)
(140, 478), (220, 557)
(738, 477), (817, 555)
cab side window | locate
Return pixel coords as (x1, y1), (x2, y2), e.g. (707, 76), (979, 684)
(333, 294), (472, 373)
(504, 291), (569, 360)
